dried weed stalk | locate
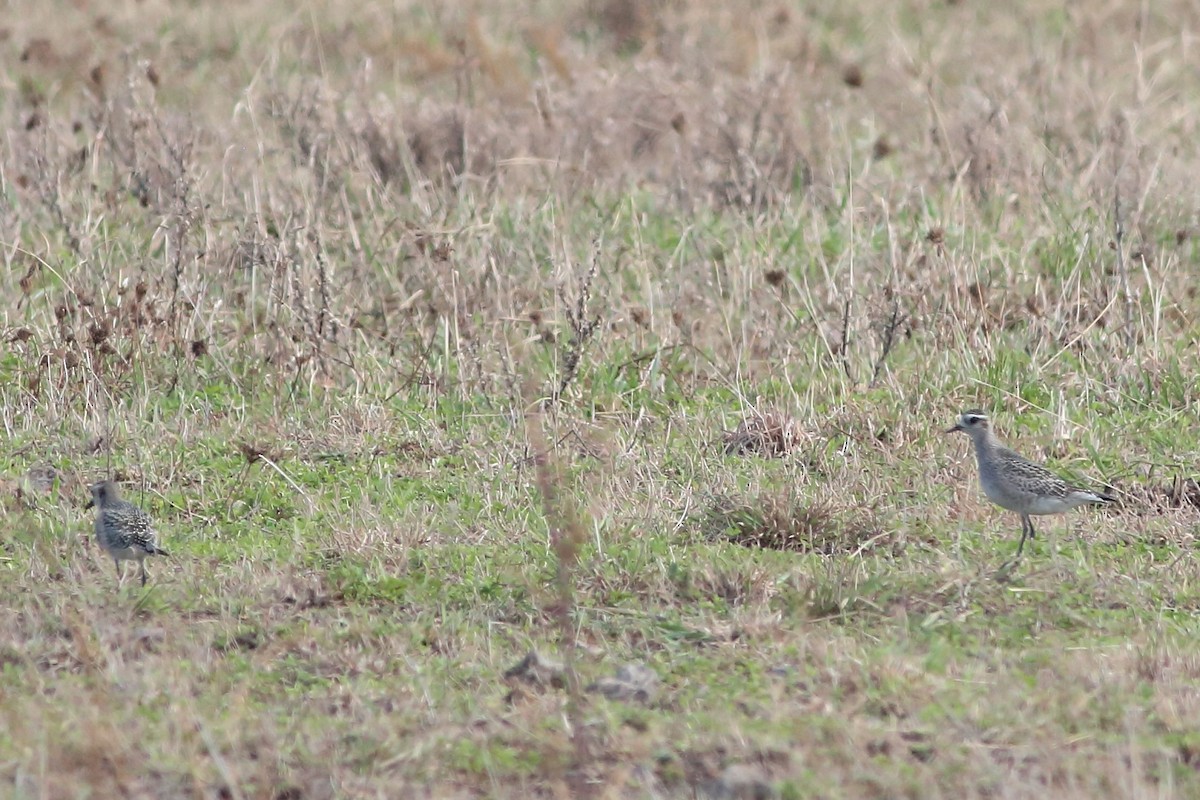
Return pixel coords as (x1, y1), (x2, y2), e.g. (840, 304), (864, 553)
(28, 138), (83, 257)
(869, 297), (908, 387)
(837, 293), (908, 388)
(524, 410), (592, 788)
(1112, 188), (1136, 350)
(838, 297), (854, 383)
(550, 240), (602, 406)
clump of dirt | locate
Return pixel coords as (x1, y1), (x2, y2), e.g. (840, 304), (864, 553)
(503, 650), (566, 704)
(587, 662), (659, 704)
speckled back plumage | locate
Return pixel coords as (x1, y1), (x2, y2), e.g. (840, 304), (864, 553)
(975, 442), (1105, 511)
(97, 499), (161, 553)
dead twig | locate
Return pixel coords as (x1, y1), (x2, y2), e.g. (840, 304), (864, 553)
(839, 297), (855, 383)
(869, 297), (907, 387)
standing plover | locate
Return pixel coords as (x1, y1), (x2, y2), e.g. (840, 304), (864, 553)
(86, 480), (169, 587)
(946, 410), (1114, 561)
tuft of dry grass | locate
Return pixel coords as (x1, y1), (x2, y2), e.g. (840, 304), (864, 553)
(707, 490), (888, 556)
(723, 408), (804, 457)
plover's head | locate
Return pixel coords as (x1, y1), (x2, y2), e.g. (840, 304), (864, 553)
(85, 479), (118, 510)
(945, 409), (990, 436)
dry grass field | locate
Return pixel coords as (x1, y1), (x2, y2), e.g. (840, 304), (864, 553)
(2, 0), (1200, 797)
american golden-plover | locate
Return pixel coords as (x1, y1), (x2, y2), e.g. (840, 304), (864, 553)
(86, 480), (169, 587)
(946, 410), (1114, 561)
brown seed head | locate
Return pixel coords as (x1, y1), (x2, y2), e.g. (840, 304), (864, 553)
(238, 442), (266, 463)
(89, 322), (110, 344)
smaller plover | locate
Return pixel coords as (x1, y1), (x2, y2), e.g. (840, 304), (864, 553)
(946, 410), (1115, 561)
(86, 480), (169, 587)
